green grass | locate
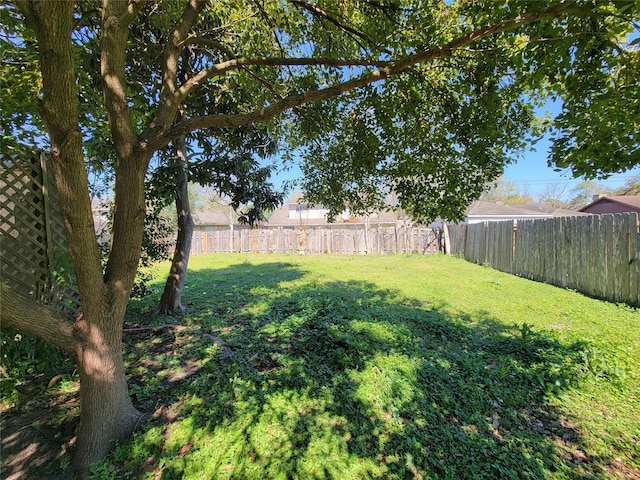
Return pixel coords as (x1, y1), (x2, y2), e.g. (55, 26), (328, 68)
(93, 254), (638, 479)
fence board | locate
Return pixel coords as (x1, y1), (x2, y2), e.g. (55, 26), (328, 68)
(617, 213), (631, 303)
(631, 214), (640, 305)
(603, 215), (615, 301)
(547, 218), (557, 286)
(445, 213), (639, 306)
(590, 216), (602, 298)
(581, 215), (592, 296)
(567, 216), (576, 290)
(191, 226), (441, 256)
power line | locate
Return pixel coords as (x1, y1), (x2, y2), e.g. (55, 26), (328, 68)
(506, 176), (636, 185)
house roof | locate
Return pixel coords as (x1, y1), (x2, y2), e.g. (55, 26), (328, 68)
(266, 207), (402, 227)
(191, 197), (590, 228)
(266, 193), (402, 227)
(579, 195), (640, 212)
(266, 205), (330, 226)
(193, 211), (237, 226)
(285, 192), (306, 205)
(465, 201), (586, 219)
(284, 192), (329, 210)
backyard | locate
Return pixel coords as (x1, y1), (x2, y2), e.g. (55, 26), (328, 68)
(2, 253), (639, 479)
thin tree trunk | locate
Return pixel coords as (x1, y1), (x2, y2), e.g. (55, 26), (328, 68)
(154, 134), (194, 315)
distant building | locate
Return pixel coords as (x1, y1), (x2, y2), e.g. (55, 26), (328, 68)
(579, 195), (640, 216)
(464, 200), (587, 224)
(192, 210), (246, 232)
(190, 195), (591, 231)
(265, 192), (401, 229)
(91, 199), (111, 243)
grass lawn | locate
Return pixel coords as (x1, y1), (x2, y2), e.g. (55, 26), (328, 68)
(6, 254), (638, 479)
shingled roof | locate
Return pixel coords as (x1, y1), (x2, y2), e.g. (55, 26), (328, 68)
(265, 193), (401, 227)
(579, 195), (640, 214)
(465, 201), (587, 222)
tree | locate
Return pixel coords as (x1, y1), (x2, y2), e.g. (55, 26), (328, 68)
(150, 135), (283, 315)
(1, 0), (638, 473)
(614, 173), (640, 195)
(141, 22), (284, 315)
(537, 181), (570, 209)
(479, 176), (532, 204)
(548, 4), (640, 178)
(565, 180), (612, 209)
(152, 134), (196, 315)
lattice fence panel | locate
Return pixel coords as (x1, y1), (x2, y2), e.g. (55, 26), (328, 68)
(1, 152), (81, 314)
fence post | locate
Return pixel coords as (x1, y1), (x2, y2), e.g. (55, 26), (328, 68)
(442, 223), (450, 255)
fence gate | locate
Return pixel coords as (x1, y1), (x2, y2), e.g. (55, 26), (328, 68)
(1, 151), (81, 314)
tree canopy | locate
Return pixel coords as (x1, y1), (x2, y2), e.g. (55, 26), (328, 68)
(615, 173), (640, 195)
(1, 0), (639, 472)
(479, 176), (533, 204)
(4, 1), (638, 221)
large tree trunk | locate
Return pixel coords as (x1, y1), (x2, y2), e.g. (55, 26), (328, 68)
(13, 2), (147, 474)
(73, 308), (144, 469)
(154, 135), (194, 315)
(12, 0), (210, 471)
(1, 289), (145, 473)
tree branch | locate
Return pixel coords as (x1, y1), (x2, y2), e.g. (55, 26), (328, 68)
(12, 0), (34, 25)
(244, 68), (285, 100)
(123, 324), (188, 333)
(0, 284), (77, 353)
(182, 36), (236, 58)
(148, 0), (578, 151)
(101, 0), (142, 157)
(250, 0), (289, 56)
(184, 36), (286, 100)
(102, 0), (153, 295)
(24, 1), (106, 318)
(289, 0), (371, 44)
(119, 0), (147, 27)
(152, 0), (209, 133)
(174, 56), (390, 105)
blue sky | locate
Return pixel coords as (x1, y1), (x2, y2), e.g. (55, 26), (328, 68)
(271, 139), (638, 201)
(501, 99), (639, 199)
(271, 98), (638, 201)
(502, 134), (639, 199)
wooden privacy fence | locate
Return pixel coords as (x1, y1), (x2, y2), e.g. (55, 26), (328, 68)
(0, 152), (81, 314)
(447, 213), (640, 306)
(192, 225), (442, 255)
(5, 150), (635, 307)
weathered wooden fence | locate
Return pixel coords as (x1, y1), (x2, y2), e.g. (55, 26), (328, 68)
(447, 213), (640, 306)
(0, 152), (81, 314)
(192, 225), (442, 255)
(5, 150), (635, 307)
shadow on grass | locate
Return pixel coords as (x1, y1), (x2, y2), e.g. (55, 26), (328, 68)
(113, 261), (611, 480)
(0, 260), (619, 479)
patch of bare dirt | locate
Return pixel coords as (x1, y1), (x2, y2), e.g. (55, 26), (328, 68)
(1, 385), (79, 480)
(606, 459), (640, 480)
